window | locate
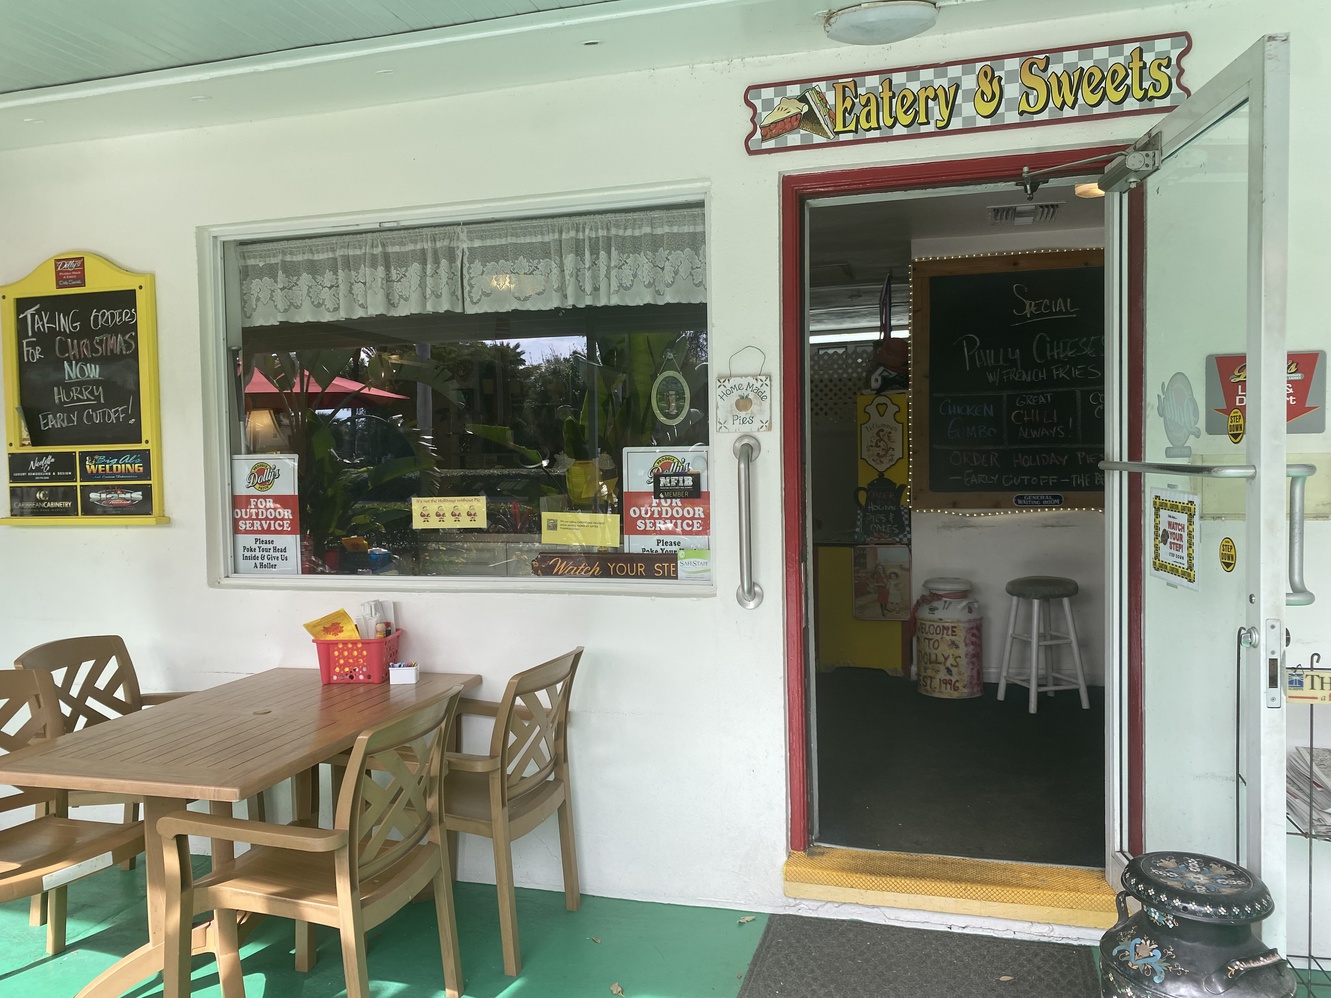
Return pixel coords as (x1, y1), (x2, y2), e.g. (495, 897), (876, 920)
(223, 205), (711, 586)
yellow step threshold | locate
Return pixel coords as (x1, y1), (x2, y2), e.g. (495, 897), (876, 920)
(785, 847), (1119, 929)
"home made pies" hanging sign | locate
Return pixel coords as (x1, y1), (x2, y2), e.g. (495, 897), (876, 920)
(743, 34), (1190, 155)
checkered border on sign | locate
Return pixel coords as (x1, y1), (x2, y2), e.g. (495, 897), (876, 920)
(1150, 495), (1196, 584)
(745, 34), (1190, 153)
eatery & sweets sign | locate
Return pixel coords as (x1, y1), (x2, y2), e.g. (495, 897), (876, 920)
(744, 34), (1190, 154)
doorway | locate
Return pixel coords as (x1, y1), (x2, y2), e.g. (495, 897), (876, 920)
(780, 148), (1127, 882)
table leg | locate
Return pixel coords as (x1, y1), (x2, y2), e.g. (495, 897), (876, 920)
(75, 796), (242, 998)
(209, 800), (237, 870)
(75, 922), (212, 998)
(142, 797), (189, 943)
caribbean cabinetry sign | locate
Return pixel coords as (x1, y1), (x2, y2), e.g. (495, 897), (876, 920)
(1, 253), (167, 524)
(744, 34), (1190, 154)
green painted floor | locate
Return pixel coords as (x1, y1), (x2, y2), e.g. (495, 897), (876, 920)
(0, 861), (766, 998)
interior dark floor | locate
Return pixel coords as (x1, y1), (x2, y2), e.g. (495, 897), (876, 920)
(814, 667), (1105, 867)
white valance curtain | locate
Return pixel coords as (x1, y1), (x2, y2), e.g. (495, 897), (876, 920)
(237, 206), (706, 326)
(236, 228), (463, 326)
(462, 207), (706, 313)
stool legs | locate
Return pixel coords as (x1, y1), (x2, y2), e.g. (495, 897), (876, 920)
(1028, 597), (1041, 714)
(997, 595), (1019, 701)
(1061, 597), (1090, 709)
(997, 592), (1090, 713)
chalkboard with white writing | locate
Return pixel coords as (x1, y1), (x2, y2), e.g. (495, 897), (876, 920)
(909, 250), (1105, 511)
(14, 289), (142, 447)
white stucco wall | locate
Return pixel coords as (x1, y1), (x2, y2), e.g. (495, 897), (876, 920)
(1, 0), (1328, 945)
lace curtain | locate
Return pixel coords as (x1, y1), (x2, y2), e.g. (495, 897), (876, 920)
(236, 228), (462, 326)
(236, 206), (706, 326)
(461, 207), (706, 313)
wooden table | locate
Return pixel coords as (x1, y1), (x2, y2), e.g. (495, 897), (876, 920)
(0, 667), (480, 998)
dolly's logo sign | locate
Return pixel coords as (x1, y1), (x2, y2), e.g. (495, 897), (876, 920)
(54, 256), (86, 287)
(648, 454), (689, 482)
(246, 462), (280, 492)
(745, 33), (1190, 154)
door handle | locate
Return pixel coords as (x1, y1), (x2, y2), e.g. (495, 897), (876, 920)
(1098, 461), (1316, 605)
(734, 435), (762, 609)
(1286, 464), (1316, 606)
(1099, 460), (1255, 478)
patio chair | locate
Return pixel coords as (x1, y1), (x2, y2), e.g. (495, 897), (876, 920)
(0, 668), (146, 954)
(444, 646), (583, 975)
(157, 684), (466, 998)
(14, 634), (266, 925)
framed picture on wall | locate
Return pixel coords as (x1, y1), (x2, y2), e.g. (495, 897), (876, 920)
(851, 544), (911, 621)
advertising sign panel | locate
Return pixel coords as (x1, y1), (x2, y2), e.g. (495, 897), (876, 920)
(232, 455), (300, 575)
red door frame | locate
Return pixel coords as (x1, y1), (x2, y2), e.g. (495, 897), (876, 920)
(780, 146), (1129, 853)
(1125, 186), (1147, 856)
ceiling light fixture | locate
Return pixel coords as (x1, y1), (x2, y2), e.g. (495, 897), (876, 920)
(824, 1), (938, 46)
(1074, 183), (1105, 199)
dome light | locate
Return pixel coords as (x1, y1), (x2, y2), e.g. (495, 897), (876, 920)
(824, 1), (939, 46)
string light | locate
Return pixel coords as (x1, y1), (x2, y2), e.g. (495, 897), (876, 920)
(902, 248), (1107, 518)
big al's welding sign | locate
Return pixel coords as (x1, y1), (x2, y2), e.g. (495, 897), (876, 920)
(744, 34), (1190, 155)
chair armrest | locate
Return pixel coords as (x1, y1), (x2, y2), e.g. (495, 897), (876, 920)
(446, 751), (500, 773)
(459, 697), (533, 721)
(0, 787), (56, 815)
(157, 810), (348, 853)
(457, 698), (501, 717)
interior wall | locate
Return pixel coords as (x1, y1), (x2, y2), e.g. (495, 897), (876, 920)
(0, 0), (1327, 941)
(910, 225), (1106, 683)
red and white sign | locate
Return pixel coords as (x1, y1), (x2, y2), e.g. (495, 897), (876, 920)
(1205, 351), (1325, 434)
(53, 256), (86, 288)
(621, 447), (710, 554)
(232, 454), (300, 574)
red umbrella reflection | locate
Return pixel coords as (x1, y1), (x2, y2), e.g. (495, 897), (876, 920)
(244, 370), (407, 410)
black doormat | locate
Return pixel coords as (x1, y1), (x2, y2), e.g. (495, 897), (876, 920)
(737, 914), (1100, 998)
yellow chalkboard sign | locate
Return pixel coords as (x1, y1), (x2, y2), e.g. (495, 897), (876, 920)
(2, 252), (167, 525)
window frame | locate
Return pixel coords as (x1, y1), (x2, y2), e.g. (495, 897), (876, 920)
(199, 184), (717, 595)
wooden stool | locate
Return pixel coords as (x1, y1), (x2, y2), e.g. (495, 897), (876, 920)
(997, 576), (1089, 714)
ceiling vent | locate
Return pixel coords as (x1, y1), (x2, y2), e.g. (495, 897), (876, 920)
(989, 202), (1063, 226)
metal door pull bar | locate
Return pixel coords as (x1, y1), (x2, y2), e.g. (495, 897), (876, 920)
(1099, 461), (1316, 605)
(734, 436), (762, 609)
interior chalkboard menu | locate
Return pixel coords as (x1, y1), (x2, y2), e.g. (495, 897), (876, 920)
(909, 250), (1105, 512)
(2, 253), (167, 524)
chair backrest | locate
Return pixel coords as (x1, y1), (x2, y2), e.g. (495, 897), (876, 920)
(335, 684), (464, 885)
(0, 668), (62, 814)
(489, 647), (583, 804)
(14, 635), (146, 732)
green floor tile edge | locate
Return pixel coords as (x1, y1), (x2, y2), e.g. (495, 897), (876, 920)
(1, 862), (767, 998)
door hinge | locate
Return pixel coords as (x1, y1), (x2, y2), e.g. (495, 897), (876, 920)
(1099, 134), (1163, 193)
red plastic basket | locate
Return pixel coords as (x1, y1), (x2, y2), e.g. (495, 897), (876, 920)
(313, 630), (402, 684)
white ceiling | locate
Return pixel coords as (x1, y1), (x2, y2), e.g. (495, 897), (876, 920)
(0, 0), (621, 94)
(0, 0), (1184, 152)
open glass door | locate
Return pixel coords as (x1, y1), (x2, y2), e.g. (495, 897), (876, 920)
(1104, 35), (1292, 939)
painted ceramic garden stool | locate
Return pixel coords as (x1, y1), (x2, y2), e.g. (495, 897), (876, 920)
(1099, 852), (1296, 998)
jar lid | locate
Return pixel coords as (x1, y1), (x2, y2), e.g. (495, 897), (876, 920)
(923, 577), (971, 594)
(1121, 852), (1275, 925)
